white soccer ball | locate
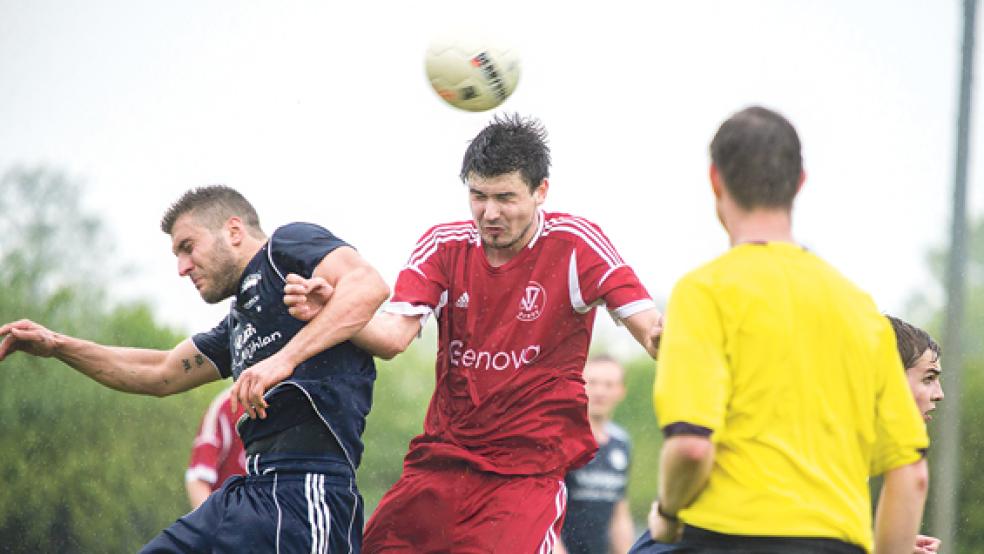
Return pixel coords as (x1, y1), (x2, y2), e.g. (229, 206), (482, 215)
(424, 37), (521, 112)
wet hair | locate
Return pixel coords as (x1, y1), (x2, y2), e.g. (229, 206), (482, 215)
(160, 185), (264, 238)
(710, 106), (803, 210)
(459, 113), (550, 193)
(886, 314), (942, 370)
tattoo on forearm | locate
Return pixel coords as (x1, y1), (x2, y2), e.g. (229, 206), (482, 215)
(182, 359), (192, 372)
(195, 355), (205, 366)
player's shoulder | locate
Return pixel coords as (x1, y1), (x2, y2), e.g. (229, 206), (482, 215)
(209, 387), (235, 412)
(541, 211), (605, 235)
(418, 219), (477, 237)
(410, 220), (478, 250)
(199, 387), (235, 430)
(271, 222), (334, 242)
(540, 211), (621, 254)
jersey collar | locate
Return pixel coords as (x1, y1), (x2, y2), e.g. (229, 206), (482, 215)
(525, 209), (546, 250)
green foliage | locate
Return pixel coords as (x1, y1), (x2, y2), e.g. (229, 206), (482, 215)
(918, 216), (984, 552)
(0, 167), (224, 552)
(358, 336), (436, 514)
(618, 355), (663, 523)
(951, 351), (984, 550)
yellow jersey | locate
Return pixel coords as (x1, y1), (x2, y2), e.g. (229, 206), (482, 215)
(654, 242), (928, 552)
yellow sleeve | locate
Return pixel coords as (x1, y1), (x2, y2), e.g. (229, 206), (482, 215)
(870, 319), (930, 476)
(654, 274), (730, 434)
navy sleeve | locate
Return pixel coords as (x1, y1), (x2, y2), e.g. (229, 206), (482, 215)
(192, 316), (232, 379)
(268, 223), (351, 279)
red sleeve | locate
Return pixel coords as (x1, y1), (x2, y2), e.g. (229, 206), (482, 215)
(388, 224), (457, 316)
(185, 394), (231, 485)
(568, 218), (653, 319)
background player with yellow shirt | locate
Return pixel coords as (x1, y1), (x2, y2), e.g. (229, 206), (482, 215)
(641, 106), (929, 553)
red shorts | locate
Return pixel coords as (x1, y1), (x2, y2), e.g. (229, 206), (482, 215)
(363, 462), (568, 553)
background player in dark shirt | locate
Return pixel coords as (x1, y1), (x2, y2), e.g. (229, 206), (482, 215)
(557, 355), (635, 554)
(0, 185), (389, 552)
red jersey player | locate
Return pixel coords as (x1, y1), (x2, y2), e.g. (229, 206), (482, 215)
(184, 386), (247, 509)
(285, 114), (663, 552)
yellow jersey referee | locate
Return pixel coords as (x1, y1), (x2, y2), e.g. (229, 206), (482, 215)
(646, 107), (929, 554)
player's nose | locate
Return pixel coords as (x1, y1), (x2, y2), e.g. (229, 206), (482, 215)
(483, 202), (502, 221)
(177, 255), (194, 277)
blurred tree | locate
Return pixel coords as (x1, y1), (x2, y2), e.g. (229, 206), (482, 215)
(910, 216), (984, 552)
(358, 335), (436, 513)
(0, 167), (223, 552)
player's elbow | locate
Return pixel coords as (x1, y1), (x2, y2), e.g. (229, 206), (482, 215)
(372, 336), (411, 360)
(898, 458), (930, 495)
(147, 380), (178, 398)
(666, 434), (715, 466)
(368, 275), (391, 313)
(144, 366), (184, 398)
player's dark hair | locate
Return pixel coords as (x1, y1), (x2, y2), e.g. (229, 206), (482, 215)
(886, 315), (941, 370)
(710, 106), (802, 210)
(460, 113), (550, 193)
(161, 185), (264, 238)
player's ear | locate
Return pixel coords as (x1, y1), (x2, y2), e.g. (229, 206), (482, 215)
(225, 216), (246, 246)
(533, 179), (548, 206)
(796, 170), (806, 194)
(709, 164), (724, 199)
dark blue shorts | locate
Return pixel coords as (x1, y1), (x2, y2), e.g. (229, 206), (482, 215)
(140, 453), (362, 554)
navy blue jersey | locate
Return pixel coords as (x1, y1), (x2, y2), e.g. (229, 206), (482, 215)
(192, 222), (377, 471)
(561, 422), (632, 554)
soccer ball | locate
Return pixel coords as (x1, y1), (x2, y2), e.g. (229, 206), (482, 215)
(424, 37), (521, 112)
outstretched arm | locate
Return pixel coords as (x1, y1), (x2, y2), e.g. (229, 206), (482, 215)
(284, 273), (422, 360)
(0, 319), (220, 396)
(232, 247), (390, 418)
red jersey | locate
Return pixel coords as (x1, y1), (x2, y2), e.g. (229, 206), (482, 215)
(186, 387), (247, 491)
(387, 210), (653, 476)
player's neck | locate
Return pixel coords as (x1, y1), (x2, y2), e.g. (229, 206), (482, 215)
(725, 208), (794, 247)
(482, 219), (538, 267)
(483, 244), (523, 267)
(589, 416), (610, 444)
(235, 236), (268, 276)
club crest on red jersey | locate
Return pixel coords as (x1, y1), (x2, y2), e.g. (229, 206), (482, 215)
(517, 281), (547, 322)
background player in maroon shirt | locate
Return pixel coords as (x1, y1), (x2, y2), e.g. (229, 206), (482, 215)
(185, 386), (247, 509)
(286, 113), (663, 552)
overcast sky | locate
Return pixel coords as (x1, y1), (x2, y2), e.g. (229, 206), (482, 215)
(1, 1), (980, 353)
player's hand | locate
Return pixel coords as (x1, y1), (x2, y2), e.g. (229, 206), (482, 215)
(283, 273), (334, 322)
(647, 501), (682, 543)
(652, 313), (665, 351)
(913, 534), (940, 554)
(0, 319), (59, 361)
(643, 313), (665, 359)
(230, 353), (295, 419)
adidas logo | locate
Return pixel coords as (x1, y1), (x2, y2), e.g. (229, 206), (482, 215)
(455, 292), (470, 309)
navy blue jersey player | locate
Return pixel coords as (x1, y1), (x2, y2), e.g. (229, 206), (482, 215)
(557, 356), (636, 554)
(0, 185), (389, 553)
(562, 421), (632, 554)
